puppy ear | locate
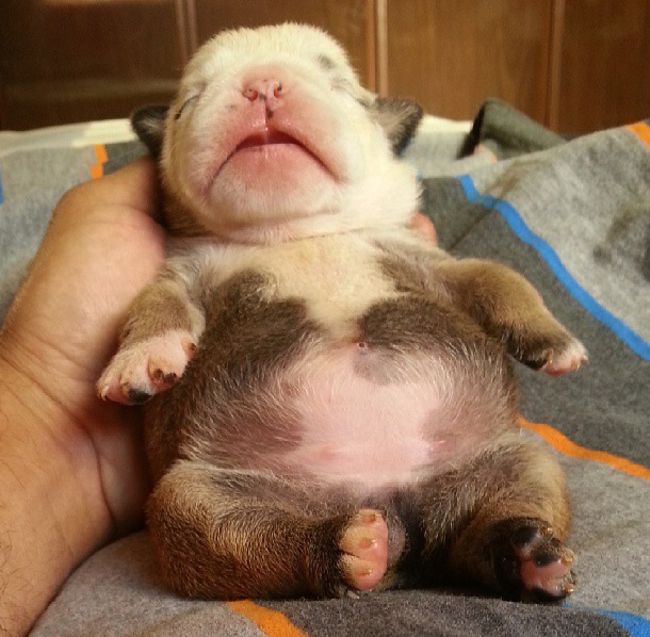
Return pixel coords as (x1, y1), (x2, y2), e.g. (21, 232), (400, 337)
(369, 97), (423, 155)
(131, 105), (169, 158)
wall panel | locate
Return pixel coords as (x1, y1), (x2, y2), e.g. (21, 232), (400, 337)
(556, 0), (650, 134)
(384, 0), (553, 124)
(194, 0), (376, 88)
(0, 0), (185, 129)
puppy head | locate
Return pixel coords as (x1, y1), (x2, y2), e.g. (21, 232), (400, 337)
(134, 23), (422, 243)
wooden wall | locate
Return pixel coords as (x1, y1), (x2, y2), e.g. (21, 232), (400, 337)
(554, 0), (650, 132)
(383, 0), (554, 125)
(1, 0), (648, 134)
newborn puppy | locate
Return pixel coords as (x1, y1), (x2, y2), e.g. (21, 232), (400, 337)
(98, 23), (587, 602)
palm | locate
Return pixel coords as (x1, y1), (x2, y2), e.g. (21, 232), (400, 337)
(3, 159), (165, 531)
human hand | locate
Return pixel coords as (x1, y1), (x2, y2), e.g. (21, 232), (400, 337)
(409, 211), (437, 244)
(0, 158), (164, 635)
(2, 157), (165, 531)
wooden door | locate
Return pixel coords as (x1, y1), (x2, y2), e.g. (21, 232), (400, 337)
(382, 0), (554, 124)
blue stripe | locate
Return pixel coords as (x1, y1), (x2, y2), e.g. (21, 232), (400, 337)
(0, 168), (4, 205)
(457, 174), (650, 361)
(600, 610), (650, 636)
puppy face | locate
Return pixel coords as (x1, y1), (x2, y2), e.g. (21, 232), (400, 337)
(135, 24), (423, 243)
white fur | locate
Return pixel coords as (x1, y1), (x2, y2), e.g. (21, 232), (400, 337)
(169, 232), (403, 338)
(160, 23), (420, 244)
(543, 337), (588, 376)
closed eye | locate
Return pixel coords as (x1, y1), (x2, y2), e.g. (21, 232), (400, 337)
(174, 94), (200, 121)
(331, 77), (371, 107)
(317, 54), (335, 71)
(332, 77), (363, 100)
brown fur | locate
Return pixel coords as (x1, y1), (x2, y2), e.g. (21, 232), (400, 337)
(144, 270), (319, 480)
(435, 259), (578, 369)
(161, 195), (211, 239)
(120, 271), (202, 347)
(379, 242), (579, 370)
(146, 435), (571, 600)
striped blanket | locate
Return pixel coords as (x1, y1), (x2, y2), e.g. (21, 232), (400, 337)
(1, 103), (649, 637)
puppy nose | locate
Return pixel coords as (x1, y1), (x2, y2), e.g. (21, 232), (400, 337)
(242, 79), (283, 102)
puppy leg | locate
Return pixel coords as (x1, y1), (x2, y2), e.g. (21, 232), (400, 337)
(438, 259), (587, 374)
(419, 439), (575, 601)
(97, 273), (204, 404)
(147, 461), (390, 599)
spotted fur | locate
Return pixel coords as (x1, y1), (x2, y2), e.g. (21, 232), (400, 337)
(99, 24), (585, 602)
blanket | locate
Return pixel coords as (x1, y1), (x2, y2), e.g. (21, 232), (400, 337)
(1, 102), (648, 637)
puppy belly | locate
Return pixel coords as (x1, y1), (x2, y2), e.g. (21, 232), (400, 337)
(287, 378), (435, 487)
(280, 344), (504, 489)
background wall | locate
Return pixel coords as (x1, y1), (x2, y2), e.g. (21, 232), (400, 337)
(0, 0), (648, 134)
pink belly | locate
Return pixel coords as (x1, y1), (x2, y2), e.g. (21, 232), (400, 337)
(282, 344), (472, 488)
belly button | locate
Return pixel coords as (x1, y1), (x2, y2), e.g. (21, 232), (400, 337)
(356, 341), (369, 352)
(316, 445), (339, 462)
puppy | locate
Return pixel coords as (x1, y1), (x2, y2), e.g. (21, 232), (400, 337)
(98, 23), (586, 601)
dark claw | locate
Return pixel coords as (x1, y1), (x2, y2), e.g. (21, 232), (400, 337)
(533, 539), (565, 566)
(487, 517), (575, 602)
(127, 388), (152, 404)
(163, 372), (178, 385)
(511, 524), (542, 548)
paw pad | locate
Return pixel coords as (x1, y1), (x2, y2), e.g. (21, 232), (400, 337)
(339, 509), (389, 592)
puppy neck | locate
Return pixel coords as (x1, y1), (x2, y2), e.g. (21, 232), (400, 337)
(163, 183), (420, 246)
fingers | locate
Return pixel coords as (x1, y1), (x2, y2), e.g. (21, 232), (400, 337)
(98, 157), (160, 214)
(409, 211), (437, 244)
(56, 156), (159, 222)
(2, 156), (166, 377)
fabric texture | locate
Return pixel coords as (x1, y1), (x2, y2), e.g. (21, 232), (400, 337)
(1, 102), (648, 637)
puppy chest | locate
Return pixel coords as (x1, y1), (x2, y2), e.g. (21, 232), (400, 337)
(252, 236), (400, 332)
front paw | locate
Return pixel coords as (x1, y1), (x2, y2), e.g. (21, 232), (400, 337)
(513, 330), (588, 376)
(540, 337), (588, 376)
(97, 329), (196, 404)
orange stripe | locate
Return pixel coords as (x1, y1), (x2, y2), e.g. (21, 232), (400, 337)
(227, 600), (309, 637)
(90, 144), (108, 180)
(626, 121), (650, 147)
(520, 418), (650, 481)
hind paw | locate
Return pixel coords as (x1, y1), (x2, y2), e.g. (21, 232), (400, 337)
(339, 509), (389, 592)
(489, 517), (576, 601)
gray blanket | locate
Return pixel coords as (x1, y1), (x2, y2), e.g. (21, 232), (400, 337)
(1, 102), (648, 637)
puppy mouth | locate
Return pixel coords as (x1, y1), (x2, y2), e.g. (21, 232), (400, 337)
(235, 128), (303, 151)
(214, 125), (335, 181)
